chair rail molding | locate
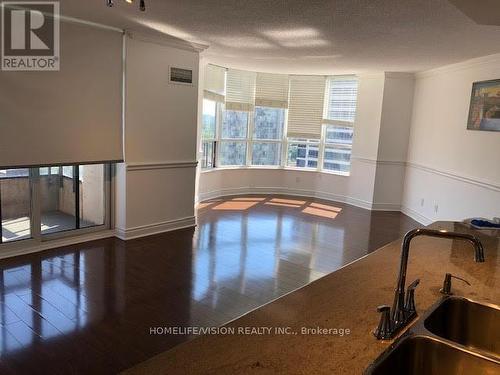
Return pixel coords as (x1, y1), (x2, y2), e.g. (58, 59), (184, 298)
(126, 161), (198, 172)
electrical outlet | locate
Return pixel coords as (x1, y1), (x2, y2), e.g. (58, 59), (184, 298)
(420, 198), (425, 207)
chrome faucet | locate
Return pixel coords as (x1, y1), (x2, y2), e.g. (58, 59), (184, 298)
(374, 228), (485, 340)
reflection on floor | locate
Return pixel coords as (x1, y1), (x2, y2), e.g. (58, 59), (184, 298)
(0, 195), (419, 374)
(1, 216), (31, 242)
(1, 211), (93, 242)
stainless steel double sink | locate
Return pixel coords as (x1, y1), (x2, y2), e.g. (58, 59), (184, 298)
(365, 296), (500, 374)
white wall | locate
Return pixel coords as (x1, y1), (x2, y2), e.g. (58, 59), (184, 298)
(115, 36), (200, 239)
(402, 54), (500, 224)
(372, 74), (415, 209)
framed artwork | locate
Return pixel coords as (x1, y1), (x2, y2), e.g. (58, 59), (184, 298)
(467, 79), (500, 132)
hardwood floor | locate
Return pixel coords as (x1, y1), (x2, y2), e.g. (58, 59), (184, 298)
(0, 195), (419, 374)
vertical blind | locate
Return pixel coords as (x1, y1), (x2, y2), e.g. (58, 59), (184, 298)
(0, 20), (124, 168)
(255, 72), (289, 109)
(287, 75), (326, 138)
(204, 64), (226, 103)
(225, 69), (256, 111)
(323, 76), (359, 124)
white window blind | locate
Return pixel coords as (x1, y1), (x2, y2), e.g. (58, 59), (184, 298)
(323, 76), (358, 125)
(204, 64), (226, 103)
(287, 75), (326, 138)
(226, 69), (256, 111)
(0, 20), (123, 168)
(255, 72), (289, 109)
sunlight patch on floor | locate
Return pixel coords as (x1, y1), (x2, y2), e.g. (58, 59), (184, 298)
(265, 202), (302, 208)
(212, 201), (260, 210)
(231, 197), (266, 202)
(302, 207), (340, 219)
(269, 198), (306, 206)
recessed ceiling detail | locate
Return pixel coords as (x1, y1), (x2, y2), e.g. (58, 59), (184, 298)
(448, 0), (500, 26)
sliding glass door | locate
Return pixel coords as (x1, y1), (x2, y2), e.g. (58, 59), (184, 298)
(0, 164), (110, 246)
(0, 169), (32, 243)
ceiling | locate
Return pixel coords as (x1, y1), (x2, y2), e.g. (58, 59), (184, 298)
(61, 0), (500, 74)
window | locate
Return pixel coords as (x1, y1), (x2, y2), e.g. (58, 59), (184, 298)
(287, 139), (320, 169)
(251, 106), (285, 166)
(202, 99), (217, 139)
(325, 77), (358, 122)
(79, 164), (106, 229)
(201, 99), (218, 170)
(252, 143), (281, 166)
(221, 110), (248, 139)
(40, 164), (108, 235)
(40, 166), (77, 235)
(0, 164), (110, 245)
(219, 142), (247, 166)
(325, 125), (354, 144)
(219, 109), (249, 166)
(323, 144), (351, 173)
(253, 107), (284, 140)
(201, 141), (216, 169)
(321, 77), (358, 174)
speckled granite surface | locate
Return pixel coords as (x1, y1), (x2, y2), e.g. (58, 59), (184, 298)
(123, 222), (500, 375)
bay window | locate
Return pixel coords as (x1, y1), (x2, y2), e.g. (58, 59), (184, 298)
(201, 65), (359, 175)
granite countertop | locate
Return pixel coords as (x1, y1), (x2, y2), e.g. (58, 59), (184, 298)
(124, 222), (500, 374)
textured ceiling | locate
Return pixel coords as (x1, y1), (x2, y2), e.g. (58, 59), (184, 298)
(60, 0), (500, 74)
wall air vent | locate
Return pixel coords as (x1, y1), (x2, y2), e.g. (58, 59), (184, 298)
(169, 67), (193, 85)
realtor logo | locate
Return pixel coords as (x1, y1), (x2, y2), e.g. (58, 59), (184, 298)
(1, 1), (60, 71)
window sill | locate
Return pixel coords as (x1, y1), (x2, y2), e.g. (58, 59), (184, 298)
(200, 166), (350, 177)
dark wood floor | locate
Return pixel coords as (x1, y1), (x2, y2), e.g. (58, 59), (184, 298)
(0, 195), (419, 374)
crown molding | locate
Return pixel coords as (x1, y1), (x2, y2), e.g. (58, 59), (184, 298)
(416, 53), (500, 79)
(357, 72), (386, 79)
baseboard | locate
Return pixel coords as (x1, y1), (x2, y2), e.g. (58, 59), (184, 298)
(0, 230), (116, 260)
(198, 187), (375, 211)
(401, 206), (433, 226)
(115, 216), (196, 241)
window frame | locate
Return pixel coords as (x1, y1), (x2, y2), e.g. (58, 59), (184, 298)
(217, 106), (250, 168)
(285, 138), (321, 170)
(320, 120), (354, 175)
(200, 99), (219, 170)
(249, 106), (285, 167)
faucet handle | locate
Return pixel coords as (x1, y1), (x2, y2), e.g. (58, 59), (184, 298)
(373, 305), (393, 340)
(404, 278), (420, 315)
(440, 273), (471, 295)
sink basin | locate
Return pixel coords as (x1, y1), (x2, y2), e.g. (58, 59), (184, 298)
(366, 336), (500, 375)
(424, 297), (500, 357)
